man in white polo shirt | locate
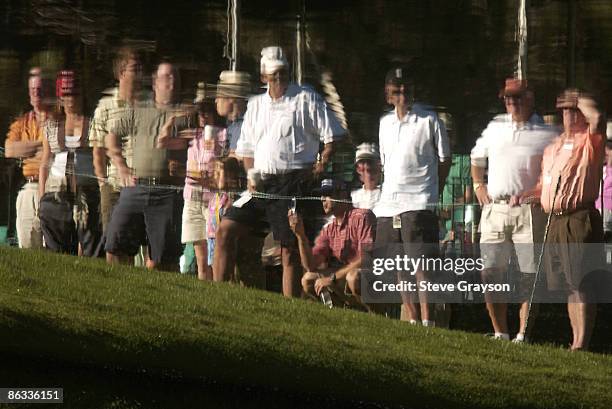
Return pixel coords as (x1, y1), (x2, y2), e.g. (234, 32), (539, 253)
(373, 67), (451, 326)
(213, 46), (346, 297)
(471, 78), (557, 342)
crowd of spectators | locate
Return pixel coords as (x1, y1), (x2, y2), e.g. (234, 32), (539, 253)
(3, 45), (610, 351)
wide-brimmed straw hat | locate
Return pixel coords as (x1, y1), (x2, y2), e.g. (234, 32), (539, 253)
(216, 70), (252, 98)
(194, 70), (253, 103)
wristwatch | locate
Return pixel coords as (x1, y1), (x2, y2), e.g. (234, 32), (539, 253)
(473, 182), (486, 191)
(330, 272), (337, 284)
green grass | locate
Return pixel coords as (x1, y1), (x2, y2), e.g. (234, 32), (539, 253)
(1, 247), (612, 409)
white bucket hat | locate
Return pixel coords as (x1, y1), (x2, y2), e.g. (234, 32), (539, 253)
(355, 143), (380, 163)
(260, 46), (288, 75)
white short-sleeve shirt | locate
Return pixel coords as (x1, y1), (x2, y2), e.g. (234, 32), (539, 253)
(351, 186), (381, 210)
(235, 84), (345, 174)
(470, 113), (558, 198)
(374, 104), (451, 217)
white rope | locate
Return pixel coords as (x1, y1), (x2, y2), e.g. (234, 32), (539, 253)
(516, 0), (528, 80)
(224, 0), (232, 68)
(230, 0), (240, 71)
(35, 168), (472, 209)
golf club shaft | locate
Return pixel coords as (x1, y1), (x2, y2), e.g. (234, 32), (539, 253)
(524, 174), (562, 338)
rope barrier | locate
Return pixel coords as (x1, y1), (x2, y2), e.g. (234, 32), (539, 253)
(42, 169), (455, 208)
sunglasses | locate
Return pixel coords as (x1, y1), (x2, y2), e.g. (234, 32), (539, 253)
(265, 71), (288, 81)
(504, 95), (522, 102)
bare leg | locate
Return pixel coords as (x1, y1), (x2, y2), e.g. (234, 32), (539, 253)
(567, 301), (578, 347)
(145, 258), (178, 272)
(518, 301), (534, 338)
(401, 303), (420, 322)
(346, 268), (372, 310)
(346, 269), (361, 298)
(415, 270), (432, 322)
(106, 252), (131, 265)
(213, 219), (248, 282)
(483, 268), (508, 335)
(485, 302), (508, 335)
(193, 240), (212, 281)
(146, 258), (155, 269)
(281, 246), (299, 297)
(568, 299), (597, 350)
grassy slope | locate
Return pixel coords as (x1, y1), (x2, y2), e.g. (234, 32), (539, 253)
(0, 247), (611, 409)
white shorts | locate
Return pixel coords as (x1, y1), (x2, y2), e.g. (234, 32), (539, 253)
(181, 198), (209, 243)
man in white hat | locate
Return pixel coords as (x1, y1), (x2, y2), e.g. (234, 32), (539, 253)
(213, 46), (346, 297)
(351, 142), (381, 210)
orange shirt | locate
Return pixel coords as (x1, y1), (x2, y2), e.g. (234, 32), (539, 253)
(540, 129), (604, 213)
(5, 111), (44, 178)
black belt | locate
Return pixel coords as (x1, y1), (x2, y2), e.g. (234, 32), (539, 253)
(260, 169), (310, 181)
(135, 177), (180, 186)
(553, 203), (595, 216)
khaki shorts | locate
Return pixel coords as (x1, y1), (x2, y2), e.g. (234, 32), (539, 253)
(479, 203), (545, 274)
(181, 198), (209, 243)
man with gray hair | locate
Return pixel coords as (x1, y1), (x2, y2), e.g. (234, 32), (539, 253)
(213, 46), (346, 297)
(4, 68), (51, 248)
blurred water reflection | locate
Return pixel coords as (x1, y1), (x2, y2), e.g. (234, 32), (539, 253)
(1, 0), (612, 151)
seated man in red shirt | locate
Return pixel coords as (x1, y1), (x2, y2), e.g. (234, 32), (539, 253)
(288, 179), (376, 307)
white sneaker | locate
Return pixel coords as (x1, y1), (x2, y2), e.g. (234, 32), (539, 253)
(512, 333), (526, 343)
(485, 332), (510, 341)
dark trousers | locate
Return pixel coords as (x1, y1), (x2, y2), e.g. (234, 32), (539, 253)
(40, 189), (103, 257)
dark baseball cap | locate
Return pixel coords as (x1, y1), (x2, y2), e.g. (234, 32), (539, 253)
(316, 178), (348, 196)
